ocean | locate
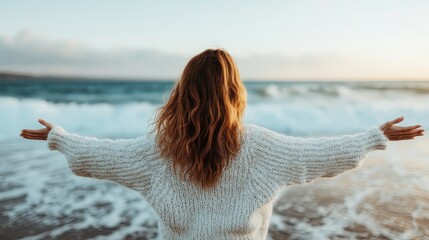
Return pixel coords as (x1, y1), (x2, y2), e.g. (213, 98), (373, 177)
(1, 78), (428, 239)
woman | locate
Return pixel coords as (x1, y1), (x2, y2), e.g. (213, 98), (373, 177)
(21, 49), (424, 240)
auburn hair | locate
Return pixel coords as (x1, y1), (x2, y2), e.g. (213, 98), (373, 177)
(152, 48), (247, 189)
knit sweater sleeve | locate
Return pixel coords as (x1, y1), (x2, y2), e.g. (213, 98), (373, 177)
(251, 125), (388, 188)
(46, 124), (153, 191)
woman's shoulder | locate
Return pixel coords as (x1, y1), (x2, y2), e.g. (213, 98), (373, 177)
(243, 123), (265, 132)
(243, 123), (279, 137)
(242, 124), (283, 148)
(242, 123), (300, 149)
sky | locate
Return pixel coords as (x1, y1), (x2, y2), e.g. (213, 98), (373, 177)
(0, 0), (428, 81)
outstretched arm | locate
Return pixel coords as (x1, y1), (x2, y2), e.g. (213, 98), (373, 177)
(252, 117), (424, 189)
(21, 119), (153, 191)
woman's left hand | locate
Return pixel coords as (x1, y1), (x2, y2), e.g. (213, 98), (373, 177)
(20, 119), (53, 141)
(379, 116), (424, 141)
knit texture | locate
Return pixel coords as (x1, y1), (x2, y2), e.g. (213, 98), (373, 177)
(47, 123), (388, 240)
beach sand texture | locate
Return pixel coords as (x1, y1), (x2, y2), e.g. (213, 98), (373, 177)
(1, 136), (428, 240)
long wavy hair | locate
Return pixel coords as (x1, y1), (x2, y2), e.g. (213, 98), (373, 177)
(152, 49), (247, 189)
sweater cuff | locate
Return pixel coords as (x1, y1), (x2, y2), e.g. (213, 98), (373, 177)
(365, 127), (388, 151)
(47, 125), (67, 152)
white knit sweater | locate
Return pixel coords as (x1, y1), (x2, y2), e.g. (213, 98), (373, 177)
(47, 123), (388, 240)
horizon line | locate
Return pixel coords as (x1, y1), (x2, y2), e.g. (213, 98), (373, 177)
(0, 70), (428, 82)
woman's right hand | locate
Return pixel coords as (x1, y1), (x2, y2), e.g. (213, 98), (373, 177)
(379, 116), (424, 141)
(20, 119), (53, 141)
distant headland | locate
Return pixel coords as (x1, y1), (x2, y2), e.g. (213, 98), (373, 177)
(0, 72), (36, 79)
(0, 71), (173, 82)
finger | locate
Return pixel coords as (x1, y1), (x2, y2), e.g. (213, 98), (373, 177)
(392, 125), (422, 132)
(38, 119), (53, 130)
(388, 131), (425, 137)
(379, 123), (388, 131)
(21, 131), (45, 136)
(380, 118), (403, 131)
(21, 130), (45, 136)
(21, 134), (45, 140)
(386, 129), (424, 137)
(21, 132), (47, 140)
(21, 128), (46, 134)
(386, 128), (425, 135)
(385, 116), (404, 129)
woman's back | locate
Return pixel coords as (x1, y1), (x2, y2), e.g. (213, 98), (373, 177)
(147, 124), (272, 239)
(46, 122), (389, 239)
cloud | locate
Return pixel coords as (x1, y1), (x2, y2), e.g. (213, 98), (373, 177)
(0, 31), (188, 79)
(0, 31), (348, 80)
(4, 31), (425, 80)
